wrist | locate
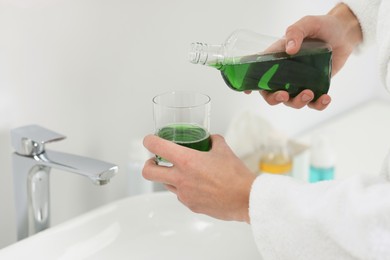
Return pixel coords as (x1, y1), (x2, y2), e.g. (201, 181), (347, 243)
(328, 3), (363, 48)
(239, 174), (257, 224)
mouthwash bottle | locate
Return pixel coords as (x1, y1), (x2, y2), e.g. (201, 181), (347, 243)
(189, 29), (332, 101)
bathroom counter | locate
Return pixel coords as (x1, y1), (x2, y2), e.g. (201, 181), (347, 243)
(295, 99), (390, 180)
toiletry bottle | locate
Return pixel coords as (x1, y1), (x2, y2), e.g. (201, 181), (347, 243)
(189, 29), (332, 101)
(259, 133), (292, 175)
(128, 139), (154, 196)
(309, 135), (335, 183)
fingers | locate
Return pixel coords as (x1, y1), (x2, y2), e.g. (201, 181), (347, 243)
(260, 90), (331, 110)
(261, 90), (314, 108)
(283, 90), (315, 109)
(164, 184), (177, 194)
(142, 158), (177, 185)
(260, 90), (289, 105)
(307, 95), (332, 110)
(143, 134), (192, 165)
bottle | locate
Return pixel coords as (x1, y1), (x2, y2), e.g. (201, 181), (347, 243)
(189, 29), (332, 101)
(127, 139), (154, 196)
(259, 133), (292, 175)
(309, 135), (335, 183)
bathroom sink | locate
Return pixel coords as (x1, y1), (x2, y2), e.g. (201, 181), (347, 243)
(0, 192), (261, 259)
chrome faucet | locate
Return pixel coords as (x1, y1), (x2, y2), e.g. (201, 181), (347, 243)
(11, 125), (119, 241)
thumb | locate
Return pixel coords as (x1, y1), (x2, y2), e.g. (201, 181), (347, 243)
(285, 16), (321, 55)
(284, 26), (305, 55)
(285, 15), (324, 54)
(209, 134), (236, 154)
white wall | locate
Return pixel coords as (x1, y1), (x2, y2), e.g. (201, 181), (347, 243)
(0, 0), (385, 249)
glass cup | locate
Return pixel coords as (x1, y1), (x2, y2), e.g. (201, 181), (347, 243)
(153, 91), (211, 166)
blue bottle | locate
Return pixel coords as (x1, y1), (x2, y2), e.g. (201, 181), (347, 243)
(309, 136), (335, 183)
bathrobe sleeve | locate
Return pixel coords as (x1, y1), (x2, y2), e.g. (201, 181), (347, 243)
(342, 0), (390, 91)
(249, 152), (390, 260)
(342, 0), (381, 47)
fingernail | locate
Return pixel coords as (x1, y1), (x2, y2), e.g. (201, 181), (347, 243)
(275, 93), (285, 102)
(301, 94), (313, 102)
(322, 98), (331, 105)
(287, 40), (296, 50)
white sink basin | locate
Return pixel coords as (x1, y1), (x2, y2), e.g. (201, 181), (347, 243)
(0, 192), (261, 259)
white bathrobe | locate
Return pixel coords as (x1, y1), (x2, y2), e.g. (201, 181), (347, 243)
(249, 1), (390, 259)
(342, 0), (390, 89)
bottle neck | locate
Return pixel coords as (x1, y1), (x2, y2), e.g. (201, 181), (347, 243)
(189, 43), (224, 68)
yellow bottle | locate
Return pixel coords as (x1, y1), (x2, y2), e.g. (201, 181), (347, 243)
(259, 134), (292, 175)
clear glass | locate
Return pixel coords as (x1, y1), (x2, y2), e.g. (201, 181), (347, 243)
(153, 91), (211, 166)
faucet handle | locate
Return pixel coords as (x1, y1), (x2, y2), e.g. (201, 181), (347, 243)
(11, 125), (66, 156)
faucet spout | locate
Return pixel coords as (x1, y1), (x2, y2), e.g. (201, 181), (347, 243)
(11, 125), (118, 240)
(38, 150), (118, 185)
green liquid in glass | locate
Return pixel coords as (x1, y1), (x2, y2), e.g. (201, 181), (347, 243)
(217, 48), (332, 101)
(157, 123), (211, 151)
(156, 124), (211, 165)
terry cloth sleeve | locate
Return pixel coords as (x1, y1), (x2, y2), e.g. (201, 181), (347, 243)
(342, 0), (390, 94)
(249, 173), (390, 260)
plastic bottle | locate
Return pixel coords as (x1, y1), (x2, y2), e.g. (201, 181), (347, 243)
(309, 135), (335, 183)
(189, 29), (332, 101)
(127, 139), (154, 196)
(259, 133), (292, 175)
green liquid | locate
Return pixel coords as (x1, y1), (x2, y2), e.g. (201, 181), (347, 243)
(157, 124), (211, 151)
(217, 48), (332, 101)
